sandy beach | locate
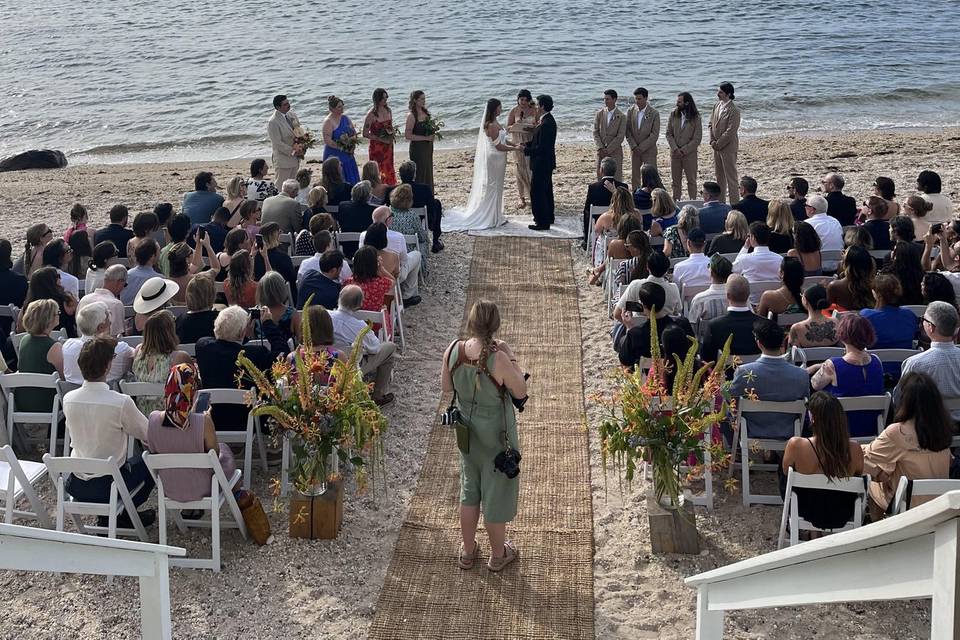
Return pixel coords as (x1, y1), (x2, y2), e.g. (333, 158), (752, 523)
(0, 128), (958, 638)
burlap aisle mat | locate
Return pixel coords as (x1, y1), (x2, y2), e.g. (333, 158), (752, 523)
(369, 237), (595, 639)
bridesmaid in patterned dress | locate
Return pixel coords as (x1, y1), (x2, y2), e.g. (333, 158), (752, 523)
(363, 88), (397, 185)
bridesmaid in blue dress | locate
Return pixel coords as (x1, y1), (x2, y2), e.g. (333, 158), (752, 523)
(322, 95), (360, 184)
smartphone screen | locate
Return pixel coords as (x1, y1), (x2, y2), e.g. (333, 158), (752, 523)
(195, 392), (210, 413)
(255, 234), (264, 249)
(198, 226), (206, 240)
(624, 301), (644, 313)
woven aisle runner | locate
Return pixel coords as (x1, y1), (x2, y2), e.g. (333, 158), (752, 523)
(369, 237), (594, 639)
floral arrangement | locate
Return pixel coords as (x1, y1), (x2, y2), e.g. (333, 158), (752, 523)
(236, 308), (387, 499)
(422, 115), (445, 140)
(377, 124), (401, 143)
(336, 132), (362, 154)
(288, 112), (316, 158)
(596, 315), (735, 508)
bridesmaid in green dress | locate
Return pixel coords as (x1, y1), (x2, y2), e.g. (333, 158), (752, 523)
(405, 90), (435, 193)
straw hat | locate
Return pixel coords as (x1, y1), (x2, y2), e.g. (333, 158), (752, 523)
(133, 276), (180, 314)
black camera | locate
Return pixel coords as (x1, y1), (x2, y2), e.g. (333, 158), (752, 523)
(511, 373), (530, 412)
(494, 448), (522, 478)
(441, 405), (462, 426)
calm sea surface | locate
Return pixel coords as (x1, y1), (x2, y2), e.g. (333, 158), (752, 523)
(2, 0), (959, 164)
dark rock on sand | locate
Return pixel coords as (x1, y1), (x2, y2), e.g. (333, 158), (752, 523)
(0, 149), (68, 172)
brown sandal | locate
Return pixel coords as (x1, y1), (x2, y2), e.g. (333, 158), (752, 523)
(487, 541), (518, 572)
(458, 541), (479, 569)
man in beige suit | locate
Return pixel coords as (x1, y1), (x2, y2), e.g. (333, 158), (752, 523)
(665, 91), (703, 201)
(592, 89), (627, 181)
(625, 87), (660, 190)
(708, 82), (741, 203)
(267, 94), (301, 186)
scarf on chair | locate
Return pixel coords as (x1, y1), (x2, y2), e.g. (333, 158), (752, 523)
(164, 362), (200, 430)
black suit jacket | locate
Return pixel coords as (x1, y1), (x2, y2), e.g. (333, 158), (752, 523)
(700, 310), (763, 361)
(583, 179), (628, 218)
(94, 224), (135, 258)
(732, 194), (770, 225)
(525, 113), (557, 172)
(825, 192), (858, 227)
(789, 198), (807, 222)
(336, 200), (375, 258)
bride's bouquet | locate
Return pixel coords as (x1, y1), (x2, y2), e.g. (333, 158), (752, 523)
(288, 112), (316, 158)
(423, 115), (445, 141)
(336, 131), (362, 154)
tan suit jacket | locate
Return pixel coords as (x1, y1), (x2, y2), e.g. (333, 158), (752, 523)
(708, 100), (741, 152)
(625, 105), (660, 157)
(267, 111), (300, 171)
(593, 108), (626, 155)
(665, 112), (702, 156)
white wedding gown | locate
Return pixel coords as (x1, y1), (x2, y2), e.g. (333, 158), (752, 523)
(442, 126), (508, 231)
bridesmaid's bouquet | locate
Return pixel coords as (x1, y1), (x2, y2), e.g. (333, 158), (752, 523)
(378, 124), (401, 143)
(423, 115), (445, 140)
(336, 132), (362, 154)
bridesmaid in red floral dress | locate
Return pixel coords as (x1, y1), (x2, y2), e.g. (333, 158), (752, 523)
(363, 88), (397, 185)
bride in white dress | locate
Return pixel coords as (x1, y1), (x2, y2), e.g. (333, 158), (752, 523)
(442, 98), (522, 231)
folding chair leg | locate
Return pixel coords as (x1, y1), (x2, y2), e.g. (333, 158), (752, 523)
(211, 483), (221, 573)
(255, 420), (268, 475)
(740, 437), (751, 507)
(280, 436), (290, 498)
(243, 425), (254, 491)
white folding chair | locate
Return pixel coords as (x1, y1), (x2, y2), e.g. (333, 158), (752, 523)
(201, 389), (267, 490)
(902, 305), (927, 319)
(821, 250), (843, 273)
(802, 275), (834, 288)
(335, 232), (362, 256)
(166, 306), (188, 319)
(119, 335), (144, 349)
(734, 398), (807, 506)
(213, 282), (225, 296)
(680, 283), (711, 315)
(355, 309), (390, 343)
(0, 305), (20, 333)
(868, 249), (890, 262)
(893, 477), (960, 514)
(325, 204), (339, 215)
(791, 346), (844, 367)
(724, 351), (762, 366)
(291, 255), (310, 269)
(777, 468), (868, 548)
(837, 394), (891, 444)
(0, 444), (51, 527)
(749, 280), (781, 302)
(119, 381), (165, 422)
(409, 206), (428, 234)
(678, 199), (705, 209)
(141, 450), (248, 571)
(0, 372), (63, 456)
(55, 380), (81, 456)
(77, 279), (86, 297)
(178, 343), (196, 357)
(586, 205), (609, 252)
(124, 305), (137, 320)
(43, 454), (150, 542)
(278, 232), (294, 256)
(605, 257), (628, 317)
(768, 311), (807, 329)
(10, 330), (66, 358)
(719, 252), (739, 263)
(389, 279), (405, 352)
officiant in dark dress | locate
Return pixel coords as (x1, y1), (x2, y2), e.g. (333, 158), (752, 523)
(524, 95), (556, 231)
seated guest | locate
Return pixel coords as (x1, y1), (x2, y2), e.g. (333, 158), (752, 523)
(126, 212), (160, 265)
(699, 274), (762, 361)
(780, 392), (864, 530)
(63, 203), (90, 245)
(336, 181), (376, 258)
(827, 245), (875, 311)
(862, 196), (892, 252)
(246, 158), (278, 202)
(632, 163), (665, 211)
(364, 217), (421, 305)
(224, 249), (262, 309)
(766, 199), (795, 254)
(0, 239), (28, 350)
(660, 325), (703, 388)
(923, 220), (960, 272)
(889, 214), (916, 245)
(147, 362), (237, 505)
(197, 207), (231, 255)
(705, 210), (748, 256)
(302, 186), (330, 235)
(671, 228), (710, 290)
(581, 157), (627, 246)
(786, 177), (809, 221)
(757, 256), (805, 318)
(152, 202), (174, 246)
(809, 313), (883, 438)
(14, 223), (53, 278)
(168, 235), (219, 304)
(731, 176), (768, 224)
(923, 273), (958, 308)
(298, 250), (344, 310)
(296, 209), (335, 256)
(175, 275), (218, 344)
(235, 200), (261, 242)
(844, 226), (873, 252)
(296, 230), (352, 285)
(804, 194), (843, 253)
(821, 172), (857, 227)
(613, 230), (651, 290)
(94, 205), (135, 259)
(215, 227), (251, 278)
(62, 336), (155, 527)
(256, 271), (301, 357)
(863, 371), (952, 518)
(15, 300), (64, 411)
(591, 186), (635, 267)
(363, 160), (389, 205)
(182, 171), (224, 225)
(389, 183), (431, 277)
(122, 239), (161, 306)
(19, 266), (77, 337)
(294, 306), (347, 382)
(62, 302), (133, 384)
(787, 220), (823, 276)
(895, 301), (960, 420)
(320, 156), (353, 210)
(615, 251), (681, 323)
(689, 255), (733, 334)
(86, 241), (118, 292)
(733, 222), (783, 283)
(221, 176), (247, 222)
(66, 231), (93, 279)
(253, 222), (297, 302)
(731, 319), (810, 438)
(788, 284), (840, 349)
(77, 264), (127, 338)
(605, 215), (646, 268)
(880, 241), (924, 306)
(295, 168), (313, 205)
(648, 188), (679, 236)
(330, 285), (397, 406)
(860, 274), (917, 352)
(261, 179), (304, 234)
(131, 310), (192, 414)
(388, 159), (444, 253)
(617, 282), (694, 368)
(344, 246), (395, 322)
(662, 205), (699, 259)
(917, 169), (953, 225)
(697, 181), (730, 234)
(872, 176), (899, 218)
(42, 239), (79, 299)
(132, 276), (180, 335)
(196, 306), (274, 430)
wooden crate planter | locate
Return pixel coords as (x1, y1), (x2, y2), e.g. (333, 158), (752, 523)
(289, 480), (343, 540)
(648, 494), (699, 554)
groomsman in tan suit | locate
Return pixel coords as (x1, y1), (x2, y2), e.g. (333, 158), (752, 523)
(267, 94), (301, 186)
(665, 91), (703, 201)
(593, 89), (627, 181)
(708, 82), (741, 203)
(625, 87), (660, 190)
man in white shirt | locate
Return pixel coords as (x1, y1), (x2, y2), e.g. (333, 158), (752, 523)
(61, 302), (134, 384)
(360, 206), (422, 301)
(77, 264), (127, 337)
(895, 301), (960, 420)
(672, 228), (711, 290)
(689, 254), (734, 337)
(329, 285), (397, 406)
(296, 230), (352, 285)
(918, 170), (954, 225)
(62, 336), (154, 527)
(122, 239), (160, 306)
(804, 194), (843, 251)
(614, 252), (681, 323)
(733, 222), (784, 283)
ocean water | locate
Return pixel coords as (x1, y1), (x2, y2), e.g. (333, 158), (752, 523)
(2, 0), (959, 164)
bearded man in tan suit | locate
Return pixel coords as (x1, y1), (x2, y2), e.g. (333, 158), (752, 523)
(708, 82), (741, 203)
(625, 87), (660, 190)
(665, 91), (703, 201)
(593, 89), (627, 181)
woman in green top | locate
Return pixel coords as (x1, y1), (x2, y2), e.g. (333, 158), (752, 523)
(441, 300), (527, 572)
(16, 299), (64, 412)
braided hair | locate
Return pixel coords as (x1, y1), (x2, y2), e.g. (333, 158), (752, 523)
(466, 299), (501, 377)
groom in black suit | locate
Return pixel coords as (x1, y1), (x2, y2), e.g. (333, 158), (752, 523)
(525, 94), (557, 230)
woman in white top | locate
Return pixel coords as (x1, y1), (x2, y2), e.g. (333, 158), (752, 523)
(85, 241), (118, 293)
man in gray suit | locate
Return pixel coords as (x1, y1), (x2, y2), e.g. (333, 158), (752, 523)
(730, 318), (810, 439)
(261, 179), (304, 234)
(267, 94), (301, 186)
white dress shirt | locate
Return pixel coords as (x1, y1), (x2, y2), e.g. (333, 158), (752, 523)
(733, 245), (784, 283)
(296, 253), (352, 285)
(58, 269), (79, 299)
(330, 308), (383, 355)
(63, 381), (148, 478)
(62, 335), (134, 384)
(616, 275), (682, 316)
(672, 253), (711, 290)
(77, 289), (125, 337)
(636, 105), (647, 129)
(922, 193), (954, 225)
(806, 213), (844, 252)
(689, 284), (729, 332)
(606, 108), (614, 126)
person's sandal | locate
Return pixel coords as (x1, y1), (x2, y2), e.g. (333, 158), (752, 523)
(458, 540), (479, 569)
(487, 541), (518, 572)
